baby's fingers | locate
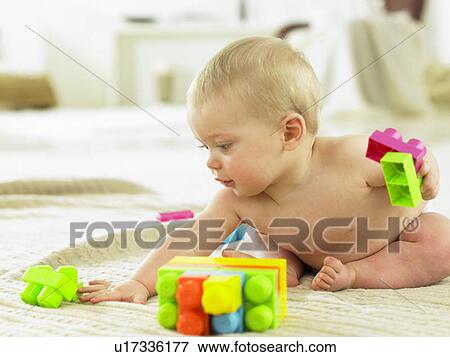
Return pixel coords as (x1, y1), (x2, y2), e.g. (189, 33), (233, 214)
(78, 289), (109, 302)
(90, 290), (124, 304)
(78, 284), (108, 294)
(88, 279), (111, 286)
(418, 161), (430, 178)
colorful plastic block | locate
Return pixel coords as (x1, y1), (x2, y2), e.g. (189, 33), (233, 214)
(156, 271), (180, 329)
(202, 275), (242, 315)
(381, 152), (423, 207)
(156, 256), (286, 335)
(176, 274), (210, 335)
(211, 306), (244, 334)
(168, 255), (286, 319)
(366, 128), (426, 171)
(21, 265), (79, 308)
(157, 210), (194, 222)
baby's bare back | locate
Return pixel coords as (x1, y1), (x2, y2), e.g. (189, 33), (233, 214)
(235, 135), (426, 269)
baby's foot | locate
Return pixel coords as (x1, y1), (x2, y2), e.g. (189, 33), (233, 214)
(312, 256), (356, 291)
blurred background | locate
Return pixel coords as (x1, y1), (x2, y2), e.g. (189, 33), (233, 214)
(0, 0), (448, 208)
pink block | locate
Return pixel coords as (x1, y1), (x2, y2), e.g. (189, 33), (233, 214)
(157, 210), (194, 222)
(365, 128), (427, 171)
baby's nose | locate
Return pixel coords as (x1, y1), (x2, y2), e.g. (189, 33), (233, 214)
(207, 155), (221, 171)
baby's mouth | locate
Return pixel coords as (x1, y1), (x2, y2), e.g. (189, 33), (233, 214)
(215, 178), (234, 187)
(221, 180), (234, 187)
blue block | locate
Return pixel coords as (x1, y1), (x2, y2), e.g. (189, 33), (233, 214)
(222, 224), (248, 244)
(212, 306), (244, 334)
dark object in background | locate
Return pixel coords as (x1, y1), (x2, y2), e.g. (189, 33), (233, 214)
(0, 74), (56, 109)
(125, 16), (157, 24)
(384, 0), (425, 20)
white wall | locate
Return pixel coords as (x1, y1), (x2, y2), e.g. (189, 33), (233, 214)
(0, 0), (448, 107)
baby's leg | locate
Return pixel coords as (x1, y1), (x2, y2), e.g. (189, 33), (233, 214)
(222, 247), (304, 287)
(209, 225), (304, 287)
(312, 212), (450, 291)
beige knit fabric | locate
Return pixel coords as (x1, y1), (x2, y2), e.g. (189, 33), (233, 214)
(1, 179), (450, 337)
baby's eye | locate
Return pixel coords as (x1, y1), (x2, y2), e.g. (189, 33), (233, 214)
(217, 143), (232, 151)
(197, 144), (208, 150)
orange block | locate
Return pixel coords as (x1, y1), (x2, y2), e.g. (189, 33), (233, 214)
(176, 274), (210, 336)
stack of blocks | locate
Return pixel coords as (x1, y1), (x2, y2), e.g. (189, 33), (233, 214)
(156, 256), (287, 335)
(21, 265), (82, 308)
(366, 128), (427, 207)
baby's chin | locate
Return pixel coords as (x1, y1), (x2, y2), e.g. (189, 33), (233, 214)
(229, 183), (266, 198)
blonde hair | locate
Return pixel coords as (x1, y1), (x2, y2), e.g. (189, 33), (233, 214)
(188, 36), (320, 134)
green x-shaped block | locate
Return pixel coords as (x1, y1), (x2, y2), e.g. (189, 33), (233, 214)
(381, 152), (423, 207)
(21, 265), (80, 308)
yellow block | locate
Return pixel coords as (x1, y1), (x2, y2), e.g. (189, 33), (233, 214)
(202, 275), (242, 315)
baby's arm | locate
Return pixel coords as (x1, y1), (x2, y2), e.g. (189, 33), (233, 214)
(340, 135), (440, 198)
(78, 189), (241, 303)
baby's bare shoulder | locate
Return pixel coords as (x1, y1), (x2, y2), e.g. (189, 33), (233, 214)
(327, 134), (385, 187)
(322, 134), (369, 166)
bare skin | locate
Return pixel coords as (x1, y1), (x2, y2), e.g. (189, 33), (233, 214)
(225, 134), (449, 292)
(78, 92), (449, 304)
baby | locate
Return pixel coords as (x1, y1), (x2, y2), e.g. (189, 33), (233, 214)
(79, 37), (450, 304)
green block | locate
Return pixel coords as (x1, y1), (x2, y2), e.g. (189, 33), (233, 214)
(241, 268), (279, 332)
(37, 286), (63, 308)
(56, 266), (78, 301)
(158, 302), (178, 329)
(20, 265), (52, 305)
(22, 267), (68, 289)
(381, 152), (423, 207)
(20, 265), (80, 308)
(72, 282), (84, 302)
(156, 268), (184, 330)
(245, 304), (273, 332)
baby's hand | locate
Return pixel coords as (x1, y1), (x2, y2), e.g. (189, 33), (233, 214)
(78, 278), (153, 304)
(418, 152), (440, 200)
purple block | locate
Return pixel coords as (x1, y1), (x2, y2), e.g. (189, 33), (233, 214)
(365, 128), (427, 171)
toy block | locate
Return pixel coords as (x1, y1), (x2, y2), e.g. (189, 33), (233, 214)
(366, 128), (426, 171)
(211, 306), (244, 334)
(72, 282), (84, 302)
(381, 152), (423, 207)
(156, 268), (244, 334)
(20, 265), (79, 308)
(221, 224), (248, 245)
(166, 256), (287, 320)
(157, 210), (194, 222)
(157, 256), (286, 334)
(20, 265), (52, 305)
(156, 270), (182, 329)
(202, 275), (242, 315)
(176, 274), (210, 336)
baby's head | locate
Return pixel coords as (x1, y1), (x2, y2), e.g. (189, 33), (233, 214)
(187, 36), (320, 198)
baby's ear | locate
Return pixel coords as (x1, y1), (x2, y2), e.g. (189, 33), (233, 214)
(281, 113), (305, 150)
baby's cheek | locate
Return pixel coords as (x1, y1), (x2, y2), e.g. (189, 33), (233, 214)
(231, 160), (268, 188)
